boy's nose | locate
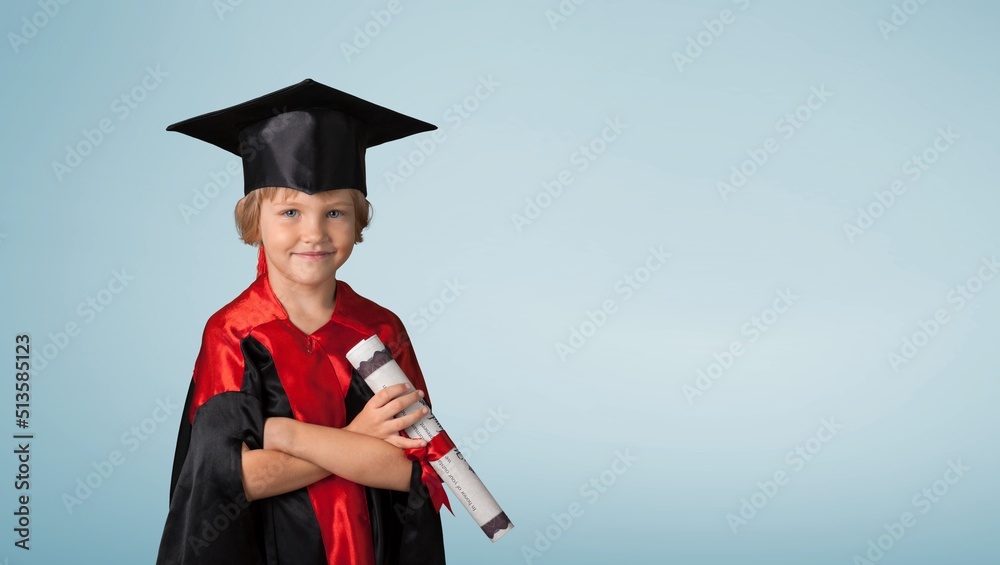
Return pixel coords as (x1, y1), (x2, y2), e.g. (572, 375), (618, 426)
(300, 220), (329, 242)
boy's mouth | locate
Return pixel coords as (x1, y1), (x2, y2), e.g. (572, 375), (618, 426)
(294, 251), (334, 260)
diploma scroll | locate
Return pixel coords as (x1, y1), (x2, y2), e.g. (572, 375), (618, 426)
(346, 335), (514, 542)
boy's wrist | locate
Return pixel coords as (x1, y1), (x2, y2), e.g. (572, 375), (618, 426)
(264, 417), (292, 454)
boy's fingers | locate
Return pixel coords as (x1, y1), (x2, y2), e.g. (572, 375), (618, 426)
(386, 435), (426, 449)
(393, 404), (428, 431)
(373, 383), (411, 406)
(386, 390), (424, 415)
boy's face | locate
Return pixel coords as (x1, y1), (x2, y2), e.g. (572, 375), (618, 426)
(259, 188), (356, 291)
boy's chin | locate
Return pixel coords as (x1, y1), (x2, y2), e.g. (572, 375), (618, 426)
(275, 267), (340, 287)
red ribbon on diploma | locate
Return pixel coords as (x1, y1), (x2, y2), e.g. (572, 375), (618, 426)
(404, 431), (456, 515)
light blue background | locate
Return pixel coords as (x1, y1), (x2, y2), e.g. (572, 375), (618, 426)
(2, 0), (998, 563)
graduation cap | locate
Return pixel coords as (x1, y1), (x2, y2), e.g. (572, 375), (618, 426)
(166, 78), (436, 196)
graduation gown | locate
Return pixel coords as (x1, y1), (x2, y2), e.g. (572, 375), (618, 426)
(156, 275), (446, 565)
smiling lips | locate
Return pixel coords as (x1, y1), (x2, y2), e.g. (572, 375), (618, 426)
(294, 251), (334, 261)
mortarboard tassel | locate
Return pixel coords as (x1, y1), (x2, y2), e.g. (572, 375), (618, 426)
(256, 246), (267, 278)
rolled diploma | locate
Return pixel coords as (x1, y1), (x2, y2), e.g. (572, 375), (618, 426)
(346, 335), (514, 542)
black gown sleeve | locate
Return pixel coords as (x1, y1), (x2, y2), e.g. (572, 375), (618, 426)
(156, 336), (326, 565)
(155, 385), (265, 564)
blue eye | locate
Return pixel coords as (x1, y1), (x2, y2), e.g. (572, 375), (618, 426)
(282, 209), (299, 218)
(328, 210), (343, 218)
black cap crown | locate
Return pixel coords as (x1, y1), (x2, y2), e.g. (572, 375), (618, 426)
(166, 78), (436, 196)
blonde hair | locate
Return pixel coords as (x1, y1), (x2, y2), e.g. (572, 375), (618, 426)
(234, 186), (372, 245)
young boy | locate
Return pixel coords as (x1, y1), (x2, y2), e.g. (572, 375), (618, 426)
(156, 79), (447, 565)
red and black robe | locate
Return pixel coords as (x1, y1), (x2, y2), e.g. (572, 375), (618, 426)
(156, 275), (445, 564)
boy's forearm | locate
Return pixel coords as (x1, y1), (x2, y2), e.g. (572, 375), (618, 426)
(241, 444), (331, 501)
(276, 419), (412, 492)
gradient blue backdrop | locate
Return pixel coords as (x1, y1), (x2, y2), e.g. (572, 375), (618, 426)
(2, 0), (998, 563)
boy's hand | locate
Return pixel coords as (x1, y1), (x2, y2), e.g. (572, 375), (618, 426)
(345, 383), (429, 449)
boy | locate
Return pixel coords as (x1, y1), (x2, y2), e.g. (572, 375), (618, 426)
(156, 79), (447, 565)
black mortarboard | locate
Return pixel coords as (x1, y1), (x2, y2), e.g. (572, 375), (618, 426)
(166, 78), (436, 196)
